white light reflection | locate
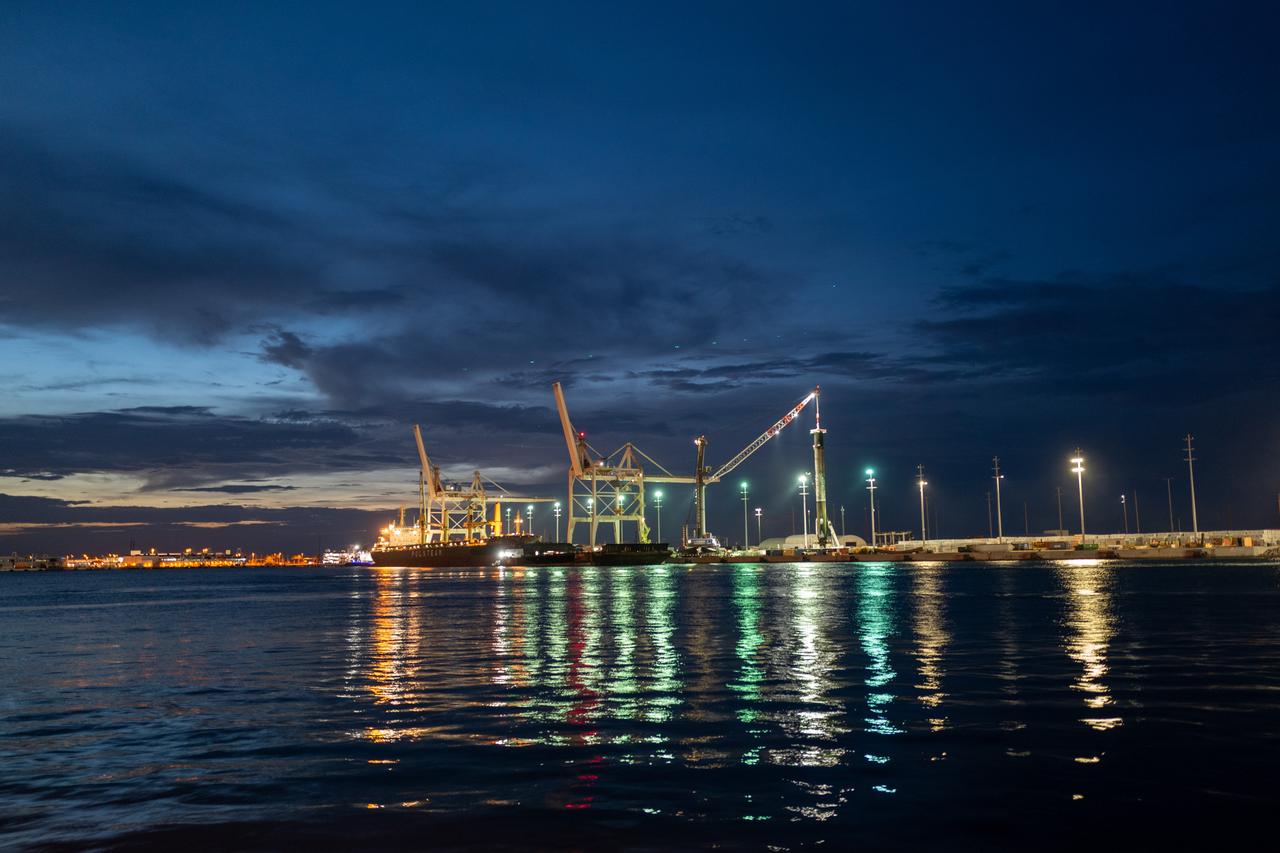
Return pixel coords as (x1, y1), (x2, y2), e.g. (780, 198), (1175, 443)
(912, 565), (950, 731)
(770, 565), (844, 770)
(1058, 562), (1123, 732)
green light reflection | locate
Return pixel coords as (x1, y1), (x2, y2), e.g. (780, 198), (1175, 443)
(730, 565), (765, 725)
(858, 564), (903, 741)
(643, 566), (681, 723)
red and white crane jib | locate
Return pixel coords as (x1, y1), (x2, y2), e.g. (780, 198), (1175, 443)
(709, 390), (817, 483)
(552, 381), (592, 477)
(412, 423), (442, 499)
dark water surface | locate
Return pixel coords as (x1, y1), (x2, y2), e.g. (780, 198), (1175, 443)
(2, 561), (1278, 850)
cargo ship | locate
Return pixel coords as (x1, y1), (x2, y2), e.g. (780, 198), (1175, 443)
(370, 534), (537, 567)
(370, 423), (673, 567)
(371, 537), (673, 567)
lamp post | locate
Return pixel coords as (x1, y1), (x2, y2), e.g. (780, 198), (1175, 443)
(840, 504), (846, 537)
(653, 490), (663, 543)
(755, 507), (763, 547)
(917, 464), (928, 547)
(740, 482), (749, 549)
(1120, 494), (1128, 535)
(505, 506), (512, 536)
(526, 504), (534, 538)
(1071, 451), (1086, 544)
(1184, 434), (1199, 538)
(865, 468), (877, 548)
(799, 474), (810, 549)
(553, 501), (562, 541)
(992, 456), (1005, 542)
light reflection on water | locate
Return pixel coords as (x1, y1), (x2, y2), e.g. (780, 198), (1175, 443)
(858, 563), (902, 745)
(912, 565), (950, 731)
(1057, 562), (1123, 732)
(3, 561), (1278, 848)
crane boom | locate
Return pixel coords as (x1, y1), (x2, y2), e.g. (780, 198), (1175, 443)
(709, 391), (816, 483)
(552, 381), (590, 477)
(412, 424), (440, 498)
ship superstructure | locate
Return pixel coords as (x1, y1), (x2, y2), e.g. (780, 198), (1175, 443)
(371, 425), (558, 567)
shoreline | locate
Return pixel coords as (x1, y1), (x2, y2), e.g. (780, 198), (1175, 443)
(4, 550), (1278, 572)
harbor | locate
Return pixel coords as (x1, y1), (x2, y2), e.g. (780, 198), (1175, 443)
(4, 3), (1279, 849)
(348, 382), (1280, 569)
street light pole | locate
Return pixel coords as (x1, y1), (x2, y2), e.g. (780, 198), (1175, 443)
(865, 468), (877, 548)
(1121, 495), (1128, 535)
(917, 464), (928, 547)
(799, 474), (810, 549)
(755, 507), (762, 547)
(553, 501), (562, 541)
(653, 490), (663, 543)
(1071, 451), (1086, 544)
(741, 482), (749, 549)
(840, 505), (846, 537)
(992, 456), (1005, 542)
(1184, 434), (1199, 538)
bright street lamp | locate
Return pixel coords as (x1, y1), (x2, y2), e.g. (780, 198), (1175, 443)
(1071, 451), (1086, 544)
(553, 501), (562, 541)
(740, 481), (749, 550)
(653, 490), (664, 543)
(865, 468), (877, 548)
(798, 474), (810, 549)
(917, 464), (928, 548)
(526, 504), (533, 538)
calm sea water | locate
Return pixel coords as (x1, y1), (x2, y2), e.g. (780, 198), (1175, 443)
(2, 561), (1278, 850)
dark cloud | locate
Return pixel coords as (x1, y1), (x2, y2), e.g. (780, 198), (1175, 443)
(920, 276), (1280, 399)
(0, 399), (569, 496)
(175, 484), (298, 494)
(0, 406), (367, 487)
(259, 328), (314, 371)
(0, 128), (321, 341)
(1, 122), (791, 377)
(0, 494), (387, 554)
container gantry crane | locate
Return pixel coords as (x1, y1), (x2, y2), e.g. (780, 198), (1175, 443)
(383, 424), (554, 547)
(553, 381), (822, 548)
(554, 382), (693, 547)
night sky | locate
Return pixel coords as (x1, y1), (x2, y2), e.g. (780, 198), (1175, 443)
(2, 2), (1278, 553)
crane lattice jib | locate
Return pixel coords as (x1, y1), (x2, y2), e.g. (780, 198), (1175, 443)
(709, 392), (816, 482)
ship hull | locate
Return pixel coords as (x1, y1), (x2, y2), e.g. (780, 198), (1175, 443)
(589, 544), (672, 566)
(371, 538), (671, 568)
(371, 536), (531, 568)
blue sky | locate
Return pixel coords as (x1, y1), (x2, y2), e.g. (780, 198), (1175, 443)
(2, 1), (1278, 551)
